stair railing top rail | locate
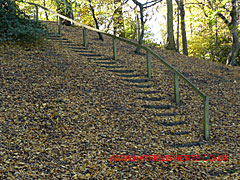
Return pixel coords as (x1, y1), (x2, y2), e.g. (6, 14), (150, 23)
(21, 1), (210, 140)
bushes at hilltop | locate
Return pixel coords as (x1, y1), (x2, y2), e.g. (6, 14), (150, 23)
(0, 0), (48, 43)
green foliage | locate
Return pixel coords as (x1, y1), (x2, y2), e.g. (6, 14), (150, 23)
(188, 28), (240, 64)
(0, 0), (48, 43)
(55, 0), (71, 15)
(185, 0), (240, 65)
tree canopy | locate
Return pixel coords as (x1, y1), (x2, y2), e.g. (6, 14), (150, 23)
(5, 0), (240, 65)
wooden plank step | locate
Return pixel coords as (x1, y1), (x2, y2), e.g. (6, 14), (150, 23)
(108, 69), (135, 73)
(135, 90), (159, 94)
(142, 104), (173, 109)
(138, 97), (165, 101)
(125, 79), (150, 83)
(101, 65), (125, 69)
(77, 54), (103, 57)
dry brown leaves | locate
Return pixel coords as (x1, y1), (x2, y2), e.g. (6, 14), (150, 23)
(0, 21), (239, 179)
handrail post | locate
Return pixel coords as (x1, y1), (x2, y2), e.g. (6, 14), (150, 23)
(146, 50), (152, 78)
(204, 96), (210, 140)
(83, 27), (87, 47)
(113, 37), (117, 61)
(35, 5), (38, 23)
(174, 73), (180, 105)
(58, 16), (61, 35)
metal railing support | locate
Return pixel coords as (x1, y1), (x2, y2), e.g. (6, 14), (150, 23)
(204, 96), (210, 140)
(113, 37), (117, 61)
(146, 50), (151, 78)
(174, 73), (180, 105)
(58, 16), (61, 35)
(83, 27), (87, 47)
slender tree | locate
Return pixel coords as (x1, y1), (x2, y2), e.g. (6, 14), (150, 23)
(176, 0), (188, 55)
(43, 0), (49, 20)
(88, 0), (104, 40)
(132, 0), (162, 53)
(166, 0), (176, 50)
(176, 5), (180, 52)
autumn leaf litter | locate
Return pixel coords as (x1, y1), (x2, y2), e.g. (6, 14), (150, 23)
(0, 22), (239, 179)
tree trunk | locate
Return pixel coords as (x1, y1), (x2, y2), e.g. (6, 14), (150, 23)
(136, 14), (140, 41)
(213, 19), (218, 61)
(70, 1), (74, 22)
(88, 0), (104, 41)
(135, 4), (144, 54)
(43, 0), (48, 20)
(179, 0), (188, 56)
(166, 0), (176, 50)
(226, 0), (239, 66)
(227, 30), (240, 65)
(176, 4), (180, 52)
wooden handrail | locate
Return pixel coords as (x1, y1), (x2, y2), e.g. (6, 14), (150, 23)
(21, 1), (210, 140)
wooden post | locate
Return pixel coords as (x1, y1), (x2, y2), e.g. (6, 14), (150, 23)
(83, 27), (87, 47)
(113, 37), (117, 61)
(174, 73), (180, 105)
(35, 5), (38, 23)
(58, 16), (61, 35)
(204, 96), (210, 140)
(147, 50), (151, 78)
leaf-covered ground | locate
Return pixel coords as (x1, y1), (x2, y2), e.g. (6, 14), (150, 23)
(0, 21), (239, 179)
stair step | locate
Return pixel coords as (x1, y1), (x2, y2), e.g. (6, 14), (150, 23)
(139, 97), (165, 101)
(108, 69), (135, 73)
(48, 37), (63, 40)
(48, 32), (59, 35)
(170, 141), (204, 148)
(60, 41), (72, 43)
(78, 54), (103, 57)
(166, 131), (190, 136)
(142, 104), (173, 109)
(68, 47), (87, 50)
(125, 79), (150, 83)
(88, 57), (112, 60)
(117, 74), (140, 78)
(101, 65), (124, 69)
(74, 50), (95, 53)
(95, 61), (116, 64)
(135, 90), (159, 94)
(161, 120), (186, 126)
(134, 84), (153, 88)
(61, 43), (81, 46)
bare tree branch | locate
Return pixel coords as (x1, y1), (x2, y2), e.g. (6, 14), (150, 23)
(143, 0), (162, 9)
(217, 12), (230, 27)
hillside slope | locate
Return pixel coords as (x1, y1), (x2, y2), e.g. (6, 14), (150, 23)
(0, 21), (239, 179)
